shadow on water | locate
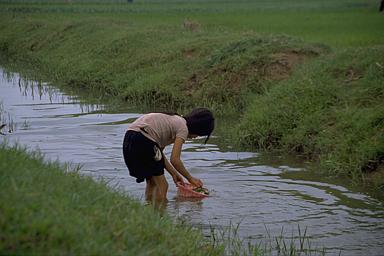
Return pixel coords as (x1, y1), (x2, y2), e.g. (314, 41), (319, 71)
(1, 67), (384, 256)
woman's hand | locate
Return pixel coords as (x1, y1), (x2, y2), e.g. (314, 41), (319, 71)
(189, 176), (203, 188)
(172, 173), (184, 186)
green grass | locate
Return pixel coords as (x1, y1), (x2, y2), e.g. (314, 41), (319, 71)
(0, 143), (328, 255)
(238, 46), (384, 189)
(0, 143), (224, 255)
(0, 12), (329, 114)
(0, 0), (382, 48)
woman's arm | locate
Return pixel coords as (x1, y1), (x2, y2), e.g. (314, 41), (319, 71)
(170, 137), (203, 187)
(163, 155), (184, 185)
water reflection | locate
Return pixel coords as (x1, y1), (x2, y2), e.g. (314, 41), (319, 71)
(1, 68), (384, 256)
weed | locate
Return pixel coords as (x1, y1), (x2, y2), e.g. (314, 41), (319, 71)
(207, 222), (326, 256)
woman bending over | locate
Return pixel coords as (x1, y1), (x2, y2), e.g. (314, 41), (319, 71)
(123, 108), (215, 203)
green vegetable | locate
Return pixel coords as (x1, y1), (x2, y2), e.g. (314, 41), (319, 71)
(193, 187), (209, 195)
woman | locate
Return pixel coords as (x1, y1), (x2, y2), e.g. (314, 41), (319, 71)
(123, 108), (215, 203)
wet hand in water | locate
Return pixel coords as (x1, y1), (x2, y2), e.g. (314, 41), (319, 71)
(189, 176), (203, 188)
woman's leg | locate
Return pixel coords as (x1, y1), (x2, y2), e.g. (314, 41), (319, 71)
(152, 175), (169, 203)
(145, 177), (156, 202)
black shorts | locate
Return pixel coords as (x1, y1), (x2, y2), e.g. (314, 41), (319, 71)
(123, 130), (165, 183)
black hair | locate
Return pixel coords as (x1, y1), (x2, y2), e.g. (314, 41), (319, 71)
(183, 108), (215, 143)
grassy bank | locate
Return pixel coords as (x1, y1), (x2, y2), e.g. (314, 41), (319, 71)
(0, 12), (328, 113)
(0, 143), (223, 255)
(238, 47), (384, 189)
(0, 144), (328, 255)
(0, 0), (383, 190)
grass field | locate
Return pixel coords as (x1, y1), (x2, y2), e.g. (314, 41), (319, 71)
(0, 0), (382, 47)
(0, 1), (383, 190)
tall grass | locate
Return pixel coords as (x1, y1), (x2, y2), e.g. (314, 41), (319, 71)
(0, 12), (328, 114)
(208, 223), (327, 256)
(0, 102), (16, 134)
(238, 46), (384, 189)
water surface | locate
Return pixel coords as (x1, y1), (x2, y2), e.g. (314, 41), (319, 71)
(1, 69), (383, 256)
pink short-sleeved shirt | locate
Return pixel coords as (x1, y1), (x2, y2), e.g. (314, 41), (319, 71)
(128, 113), (188, 148)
